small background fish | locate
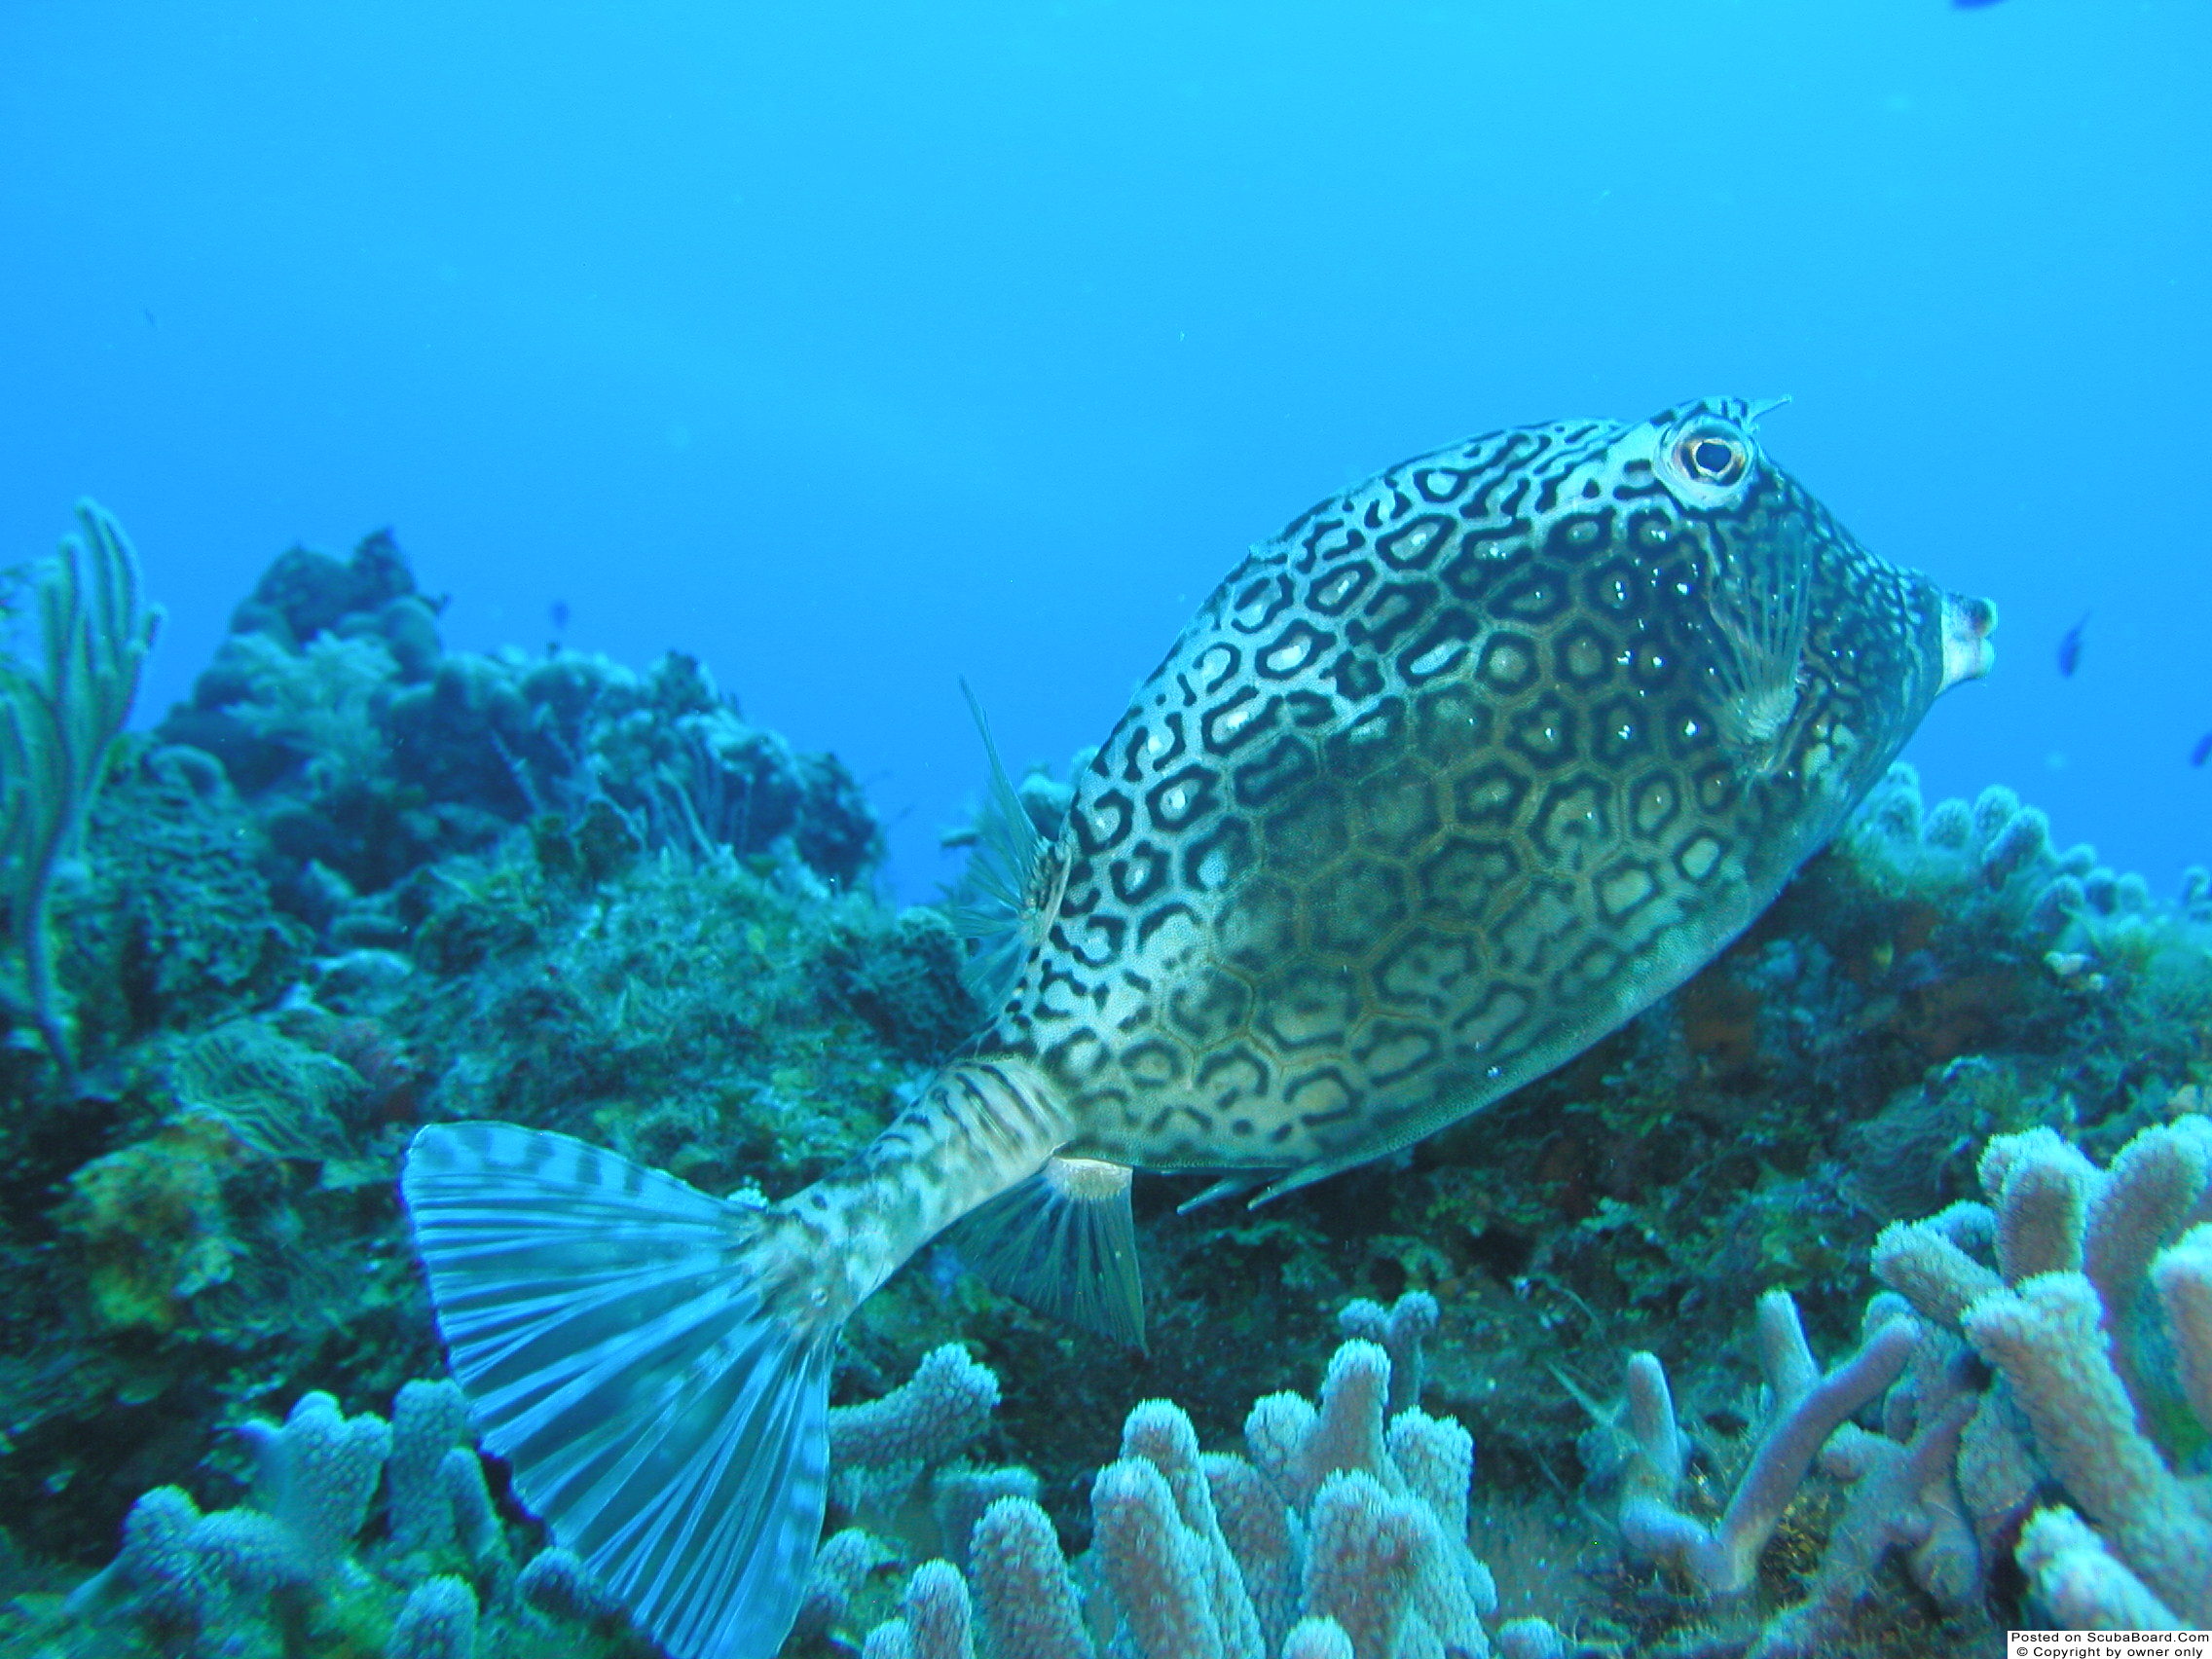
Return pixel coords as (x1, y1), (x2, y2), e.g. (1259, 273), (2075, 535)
(2058, 612), (2088, 678)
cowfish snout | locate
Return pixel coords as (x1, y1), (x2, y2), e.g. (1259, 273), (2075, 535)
(1939, 591), (1998, 692)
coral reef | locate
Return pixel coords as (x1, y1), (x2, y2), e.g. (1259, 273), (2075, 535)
(158, 527), (883, 929)
(5, 513), (2212, 1659)
(0, 527), (947, 1584)
(21, 1342), (1010, 1659)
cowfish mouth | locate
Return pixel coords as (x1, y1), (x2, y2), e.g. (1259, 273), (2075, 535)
(1939, 590), (1999, 691)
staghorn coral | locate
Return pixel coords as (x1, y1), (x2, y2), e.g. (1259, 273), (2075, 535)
(1538, 1111), (2212, 1652)
(1613, 1290), (1977, 1657)
(387, 1576), (479, 1659)
(1872, 1112), (2212, 1628)
(58, 1392), (396, 1659)
(828, 1342), (1006, 1542)
(1618, 1292), (1913, 1597)
(966, 1499), (1088, 1657)
(387, 1379), (474, 1561)
(1836, 767), (2076, 940)
(235, 1391), (393, 1579)
(842, 1294), (1569, 1659)
(515, 1546), (625, 1629)
(856, 1560), (973, 1659)
(1338, 1292), (1442, 1419)
(37, 1346), (1000, 1659)
(1845, 763), (2212, 1020)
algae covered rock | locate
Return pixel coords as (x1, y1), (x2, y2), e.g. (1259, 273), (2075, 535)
(59, 742), (309, 1050)
(56, 1112), (247, 1335)
(826, 905), (977, 1062)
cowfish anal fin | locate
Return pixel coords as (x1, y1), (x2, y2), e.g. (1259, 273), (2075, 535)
(401, 1122), (833, 1659)
(951, 1155), (1147, 1351)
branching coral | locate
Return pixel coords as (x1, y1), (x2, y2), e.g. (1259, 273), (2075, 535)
(828, 1341), (1006, 1541)
(63, 1392), (394, 1655)
(820, 1293), (1571, 1659)
(1839, 767), (2076, 936)
(1844, 764), (2212, 1009)
(1616, 1291), (1977, 1656)
(46, 1345), (1005, 1659)
(1593, 1113), (2212, 1645)
(1872, 1113), (2212, 1628)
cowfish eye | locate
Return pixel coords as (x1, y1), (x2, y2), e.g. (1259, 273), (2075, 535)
(1679, 434), (1748, 486)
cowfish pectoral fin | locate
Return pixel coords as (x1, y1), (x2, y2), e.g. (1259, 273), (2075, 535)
(950, 1155), (1147, 1351)
(401, 1123), (833, 1659)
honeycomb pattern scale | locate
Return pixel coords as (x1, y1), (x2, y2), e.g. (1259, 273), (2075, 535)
(986, 397), (1979, 1193)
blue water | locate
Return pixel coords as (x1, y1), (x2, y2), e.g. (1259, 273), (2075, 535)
(4, 0), (2207, 901)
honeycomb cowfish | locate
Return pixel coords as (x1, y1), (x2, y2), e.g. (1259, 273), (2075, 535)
(400, 398), (1996, 1659)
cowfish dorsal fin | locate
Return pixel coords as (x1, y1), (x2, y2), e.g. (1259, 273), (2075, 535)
(950, 1155), (1147, 1350)
(946, 681), (1061, 1009)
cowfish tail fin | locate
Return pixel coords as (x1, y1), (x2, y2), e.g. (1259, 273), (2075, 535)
(401, 1122), (833, 1659)
(952, 1155), (1147, 1351)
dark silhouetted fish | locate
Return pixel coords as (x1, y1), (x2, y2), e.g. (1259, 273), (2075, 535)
(2193, 730), (2212, 768)
(1954, 0), (2009, 9)
(2057, 612), (2088, 678)
(399, 397), (1999, 1659)
(549, 599), (571, 635)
